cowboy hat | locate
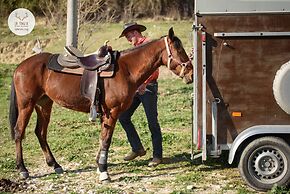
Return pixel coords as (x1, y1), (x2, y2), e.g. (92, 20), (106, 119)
(119, 22), (146, 38)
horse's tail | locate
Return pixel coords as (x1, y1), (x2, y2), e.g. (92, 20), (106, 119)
(9, 79), (18, 140)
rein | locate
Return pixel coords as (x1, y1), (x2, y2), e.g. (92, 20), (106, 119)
(164, 37), (191, 77)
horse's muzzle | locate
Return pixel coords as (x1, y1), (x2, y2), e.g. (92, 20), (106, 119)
(183, 71), (193, 84)
(183, 76), (192, 84)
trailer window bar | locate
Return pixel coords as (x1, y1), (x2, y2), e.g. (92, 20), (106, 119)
(191, 19), (199, 160)
(201, 32), (207, 161)
(214, 32), (290, 37)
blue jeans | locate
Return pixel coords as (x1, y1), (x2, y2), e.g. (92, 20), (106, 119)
(119, 81), (162, 159)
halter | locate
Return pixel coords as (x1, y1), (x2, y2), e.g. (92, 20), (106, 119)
(164, 37), (191, 77)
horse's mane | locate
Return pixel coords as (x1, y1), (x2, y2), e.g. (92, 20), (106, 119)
(120, 39), (161, 54)
(120, 35), (183, 54)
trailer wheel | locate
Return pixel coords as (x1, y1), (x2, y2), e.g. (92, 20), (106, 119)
(238, 136), (290, 191)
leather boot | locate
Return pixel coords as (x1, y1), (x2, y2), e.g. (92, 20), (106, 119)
(148, 157), (162, 167)
(124, 148), (146, 161)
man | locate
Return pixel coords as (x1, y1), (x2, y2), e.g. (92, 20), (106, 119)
(119, 22), (162, 167)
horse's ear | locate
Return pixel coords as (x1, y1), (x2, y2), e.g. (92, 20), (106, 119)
(168, 27), (174, 41)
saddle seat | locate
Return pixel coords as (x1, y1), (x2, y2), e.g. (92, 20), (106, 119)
(57, 45), (111, 71)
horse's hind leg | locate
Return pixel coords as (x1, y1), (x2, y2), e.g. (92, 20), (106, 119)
(34, 98), (63, 174)
(15, 104), (35, 179)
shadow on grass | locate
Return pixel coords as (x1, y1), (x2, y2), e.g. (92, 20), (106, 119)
(114, 171), (180, 183)
(28, 166), (99, 179)
(28, 152), (235, 179)
(28, 152), (193, 178)
(198, 151), (237, 171)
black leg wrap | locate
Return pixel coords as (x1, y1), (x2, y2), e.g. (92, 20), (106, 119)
(98, 163), (107, 172)
(98, 150), (108, 172)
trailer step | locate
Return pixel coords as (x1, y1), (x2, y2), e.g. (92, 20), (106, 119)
(192, 152), (203, 160)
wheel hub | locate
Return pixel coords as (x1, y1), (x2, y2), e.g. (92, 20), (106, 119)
(252, 149), (284, 181)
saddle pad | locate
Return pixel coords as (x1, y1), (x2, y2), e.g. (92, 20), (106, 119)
(47, 54), (115, 77)
(47, 54), (83, 75)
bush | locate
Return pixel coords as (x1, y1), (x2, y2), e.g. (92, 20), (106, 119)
(0, 0), (194, 22)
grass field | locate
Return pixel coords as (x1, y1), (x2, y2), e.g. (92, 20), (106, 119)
(0, 19), (194, 55)
(0, 62), (250, 194)
(0, 20), (289, 193)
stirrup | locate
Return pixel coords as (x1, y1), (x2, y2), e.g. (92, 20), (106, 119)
(89, 105), (101, 122)
(89, 105), (97, 122)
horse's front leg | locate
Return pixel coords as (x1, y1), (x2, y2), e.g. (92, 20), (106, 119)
(96, 113), (117, 182)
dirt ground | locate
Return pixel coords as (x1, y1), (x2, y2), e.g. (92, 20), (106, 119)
(0, 156), (263, 194)
(0, 178), (25, 193)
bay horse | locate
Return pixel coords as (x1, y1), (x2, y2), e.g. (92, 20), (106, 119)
(9, 28), (193, 182)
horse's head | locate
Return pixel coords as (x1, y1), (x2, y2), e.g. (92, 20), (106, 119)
(162, 28), (193, 84)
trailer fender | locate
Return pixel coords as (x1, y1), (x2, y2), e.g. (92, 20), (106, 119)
(228, 125), (290, 164)
(273, 60), (290, 114)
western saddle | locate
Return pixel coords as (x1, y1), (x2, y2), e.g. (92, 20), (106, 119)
(58, 45), (112, 70)
(55, 45), (115, 122)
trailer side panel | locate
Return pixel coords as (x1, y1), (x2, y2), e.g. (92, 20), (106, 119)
(197, 14), (290, 144)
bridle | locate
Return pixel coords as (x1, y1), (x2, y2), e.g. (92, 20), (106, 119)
(164, 37), (191, 77)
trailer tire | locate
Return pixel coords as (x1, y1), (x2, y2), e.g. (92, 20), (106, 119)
(238, 136), (290, 191)
(273, 60), (290, 114)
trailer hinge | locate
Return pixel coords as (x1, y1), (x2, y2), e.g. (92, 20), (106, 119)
(209, 149), (222, 158)
(192, 24), (204, 31)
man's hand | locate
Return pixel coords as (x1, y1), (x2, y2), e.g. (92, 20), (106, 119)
(137, 84), (146, 95)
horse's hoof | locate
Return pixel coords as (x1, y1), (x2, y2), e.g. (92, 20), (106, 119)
(54, 167), (64, 174)
(99, 171), (110, 183)
(100, 179), (111, 184)
(20, 171), (29, 179)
